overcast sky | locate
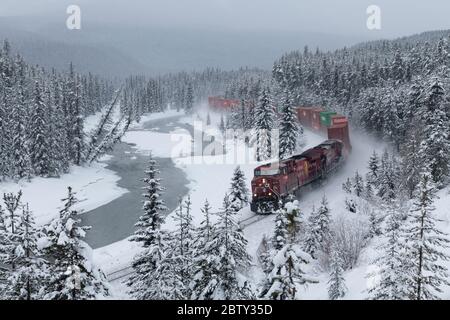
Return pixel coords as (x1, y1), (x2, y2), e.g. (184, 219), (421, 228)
(1, 0), (449, 38)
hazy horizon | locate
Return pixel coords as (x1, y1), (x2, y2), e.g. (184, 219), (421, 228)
(1, 0), (449, 76)
(1, 0), (450, 38)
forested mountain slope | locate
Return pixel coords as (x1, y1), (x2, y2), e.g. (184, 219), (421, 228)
(273, 30), (450, 191)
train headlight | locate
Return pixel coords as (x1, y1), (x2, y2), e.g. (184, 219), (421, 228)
(268, 192), (272, 196)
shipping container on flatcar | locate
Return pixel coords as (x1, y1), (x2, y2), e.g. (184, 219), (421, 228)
(297, 106), (313, 128)
(311, 108), (324, 131)
(330, 114), (348, 126)
(327, 124), (351, 153)
(319, 111), (337, 128)
(208, 96), (240, 111)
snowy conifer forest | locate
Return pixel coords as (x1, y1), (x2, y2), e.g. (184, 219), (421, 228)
(1, 1), (450, 303)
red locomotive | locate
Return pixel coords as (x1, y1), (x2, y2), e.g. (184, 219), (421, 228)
(250, 139), (344, 213)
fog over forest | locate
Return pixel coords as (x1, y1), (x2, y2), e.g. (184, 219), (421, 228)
(1, 0), (450, 76)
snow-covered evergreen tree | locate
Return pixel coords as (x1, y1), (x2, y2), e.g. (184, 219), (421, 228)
(229, 166), (249, 210)
(368, 209), (382, 238)
(328, 249), (347, 300)
(303, 206), (321, 259)
(127, 155), (186, 300)
(185, 83), (194, 113)
(353, 171), (364, 197)
(131, 228), (184, 300)
(401, 123), (423, 198)
(0, 191), (24, 297)
(364, 179), (374, 200)
(219, 114), (226, 134)
(304, 197), (331, 258)
(171, 196), (195, 297)
(261, 244), (315, 300)
(28, 81), (52, 177)
(366, 151), (380, 189)
(129, 154), (167, 247)
(342, 178), (353, 194)
(284, 200), (303, 243)
(402, 171), (450, 300)
(417, 79), (450, 185)
(272, 207), (288, 251)
(10, 57), (29, 180)
(0, 191), (23, 270)
(42, 187), (110, 300)
(368, 201), (410, 300)
(206, 194), (253, 299)
(260, 201), (316, 300)
(190, 199), (220, 300)
(377, 150), (399, 202)
(255, 87), (275, 161)
(279, 89), (300, 159)
(3, 204), (48, 300)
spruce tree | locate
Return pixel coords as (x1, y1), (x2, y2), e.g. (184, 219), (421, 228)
(255, 87), (275, 161)
(304, 196), (331, 258)
(171, 196), (195, 297)
(328, 249), (347, 300)
(29, 81), (52, 177)
(185, 83), (194, 114)
(304, 197), (332, 259)
(279, 89), (300, 159)
(127, 155), (180, 299)
(260, 202), (316, 300)
(353, 171), (364, 197)
(368, 201), (410, 300)
(401, 124), (423, 198)
(3, 204), (48, 300)
(402, 171), (450, 300)
(219, 114), (226, 134)
(207, 194), (253, 299)
(272, 207), (288, 251)
(304, 206), (321, 259)
(1, 191), (23, 270)
(229, 166), (249, 210)
(315, 196), (332, 247)
(129, 154), (167, 246)
(42, 187), (110, 300)
(190, 199), (220, 300)
(377, 150), (398, 202)
(367, 151), (380, 189)
(342, 178), (353, 194)
(418, 79), (450, 185)
(11, 57), (29, 180)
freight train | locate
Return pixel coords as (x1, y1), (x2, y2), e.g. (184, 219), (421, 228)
(207, 98), (351, 214)
(250, 139), (344, 213)
(249, 106), (351, 213)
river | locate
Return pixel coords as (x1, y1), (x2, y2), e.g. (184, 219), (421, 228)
(81, 114), (191, 248)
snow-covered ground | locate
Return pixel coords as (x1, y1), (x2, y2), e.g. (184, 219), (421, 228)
(0, 161), (127, 226)
(92, 103), (395, 299)
(4, 104), (449, 299)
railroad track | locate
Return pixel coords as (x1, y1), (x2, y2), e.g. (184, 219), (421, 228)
(106, 212), (271, 283)
(106, 266), (134, 282)
(238, 213), (272, 229)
